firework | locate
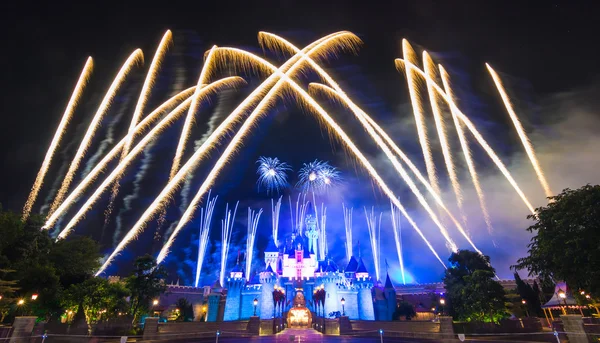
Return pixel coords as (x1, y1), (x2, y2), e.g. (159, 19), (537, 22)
(486, 64), (552, 198)
(297, 160), (339, 193)
(43, 86), (196, 230)
(318, 204), (327, 260)
(396, 58), (535, 213)
(423, 51), (466, 224)
(49, 49), (144, 215)
(271, 196), (283, 246)
(106, 31), (173, 222)
(390, 201), (406, 285)
(53, 78), (242, 237)
(402, 40), (440, 198)
(210, 45), (447, 267)
(246, 207), (263, 282)
(342, 204), (353, 261)
(440, 65), (494, 234)
(22, 57), (94, 220)
(364, 207), (382, 282)
(220, 202), (239, 287)
(193, 191), (217, 287)
(256, 157), (291, 194)
(97, 32), (356, 274)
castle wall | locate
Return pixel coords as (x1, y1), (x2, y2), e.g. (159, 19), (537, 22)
(206, 293), (221, 322)
(240, 289), (261, 319)
(337, 290), (359, 319)
(358, 287), (375, 320)
(223, 279), (244, 321)
(259, 274), (275, 319)
(323, 276), (339, 316)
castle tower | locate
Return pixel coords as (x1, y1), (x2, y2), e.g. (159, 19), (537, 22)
(355, 258), (375, 320)
(223, 263), (245, 321)
(317, 260), (340, 316)
(259, 265), (276, 319)
(206, 280), (223, 322)
(383, 273), (397, 321)
(264, 240), (279, 273)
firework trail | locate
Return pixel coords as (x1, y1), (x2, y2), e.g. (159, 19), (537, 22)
(396, 58), (535, 213)
(402, 40), (440, 199)
(390, 201), (406, 285)
(259, 32), (463, 254)
(486, 64), (552, 198)
(318, 204), (327, 260)
(50, 79), (240, 236)
(271, 196), (282, 246)
(42, 86), (196, 230)
(49, 49), (144, 215)
(342, 204), (353, 261)
(198, 45), (447, 267)
(220, 201), (239, 287)
(364, 207), (382, 282)
(105, 31), (173, 223)
(170, 46), (219, 180)
(98, 32), (356, 273)
(246, 207), (263, 282)
(423, 51), (466, 225)
(22, 57), (94, 220)
(194, 191), (217, 287)
(256, 157), (291, 194)
(439, 65), (494, 234)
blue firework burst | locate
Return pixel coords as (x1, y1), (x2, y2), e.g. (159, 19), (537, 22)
(256, 157), (291, 194)
(297, 160), (341, 193)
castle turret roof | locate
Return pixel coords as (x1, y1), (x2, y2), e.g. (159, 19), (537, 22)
(384, 273), (394, 289)
(356, 258), (368, 274)
(264, 264), (275, 274)
(345, 256), (358, 272)
(265, 240), (278, 253)
(325, 259), (338, 273)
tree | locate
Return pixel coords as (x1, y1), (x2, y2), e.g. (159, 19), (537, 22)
(62, 277), (129, 324)
(393, 301), (416, 320)
(514, 273), (542, 316)
(174, 298), (194, 322)
(443, 250), (507, 322)
(125, 255), (167, 324)
(49, 236), (101, 288)
(513, 185), (600, 296)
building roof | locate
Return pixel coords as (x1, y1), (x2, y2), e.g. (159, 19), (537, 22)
(231, 263), (243, 273)
(265, 239), (278, 253)
(345, 256), (358, 272)
(264, 264), (275, 274)
(384, 273), (394, 289)
(356, 258), (368, 274)
(542, 282), (580, 308)
(325, 260), (338, 273)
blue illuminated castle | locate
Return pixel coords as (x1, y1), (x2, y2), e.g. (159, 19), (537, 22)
(202, 206), (397, 323)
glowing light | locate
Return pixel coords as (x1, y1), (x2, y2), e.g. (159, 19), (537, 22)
(318, 203), (327, 260)
(486, 63), (552, 198)
(342, 204), (353, 262)
(49, 49), (144, 215)
(220, 202), (239, 286)
(22, 57), (94, 220)
(195, 191), (217, 288)
(271, 196), (283, 247)
(297, 160), (339, 193)
(246, 207), (263, 282)
(364, 207), (382, 282)
(390, 201), (406, 285)
(256, 156), (291, 194)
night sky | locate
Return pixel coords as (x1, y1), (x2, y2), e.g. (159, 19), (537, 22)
(2, 1), (600, 284)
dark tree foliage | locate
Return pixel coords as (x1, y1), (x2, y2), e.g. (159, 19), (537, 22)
(514, 273), (543, 316)
(125, 255), (167, 324)
(393, 301), (416, 320)
(174, 298), (194, 322)
(513, 185), (600, 296)
(443, 250), (507, 322)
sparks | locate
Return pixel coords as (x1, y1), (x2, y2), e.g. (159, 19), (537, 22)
(256, 157), (291, 194)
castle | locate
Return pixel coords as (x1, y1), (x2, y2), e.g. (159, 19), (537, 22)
(204, 206), (397, 323)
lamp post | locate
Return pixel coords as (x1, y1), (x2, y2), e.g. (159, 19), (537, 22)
(31, 294), (38, 301)
(522, 299), (529, 317)
(341, 297), (345, 316)
(439, 298), (446, 316)
(253, 298), (258, 317)
(17, 299), (25, 316)
(558, 289), (567, 314)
